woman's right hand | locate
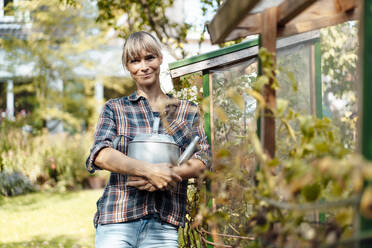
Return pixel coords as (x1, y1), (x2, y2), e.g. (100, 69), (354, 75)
(144, 163), (182, 190)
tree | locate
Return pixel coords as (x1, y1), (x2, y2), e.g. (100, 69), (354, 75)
(0, 0), (113, 131)
(320, 22), (358, 149)
(61, 0), (226, 59)
(94, 0), (191, 59)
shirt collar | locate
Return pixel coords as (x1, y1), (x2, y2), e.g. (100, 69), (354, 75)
(128, 91), (142, 102)
(128, 91), (175, 102)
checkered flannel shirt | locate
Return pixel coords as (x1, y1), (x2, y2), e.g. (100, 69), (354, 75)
(86, 91), (210, 228)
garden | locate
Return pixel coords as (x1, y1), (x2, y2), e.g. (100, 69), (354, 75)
(1, 0), (372, 247)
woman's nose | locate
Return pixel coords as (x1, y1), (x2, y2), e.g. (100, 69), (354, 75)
(139, 60), (149, 72)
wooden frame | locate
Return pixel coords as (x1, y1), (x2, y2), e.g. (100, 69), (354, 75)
(207, 0), (359, 44)
(206, 0), (260, 44)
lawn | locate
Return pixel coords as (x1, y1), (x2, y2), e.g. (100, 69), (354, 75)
(0, 189), (103, 248)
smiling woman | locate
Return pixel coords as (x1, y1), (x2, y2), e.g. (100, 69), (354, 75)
(85, 31), (210, 248)
(126, 51), (163, 89)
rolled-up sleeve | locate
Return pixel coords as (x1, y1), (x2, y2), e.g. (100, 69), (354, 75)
(86, 100), (117, 173)
(191, 106), (211, 170)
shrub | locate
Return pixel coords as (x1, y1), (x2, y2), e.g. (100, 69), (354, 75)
(0, 120), (102, 191)
(0, 170), (36, 196)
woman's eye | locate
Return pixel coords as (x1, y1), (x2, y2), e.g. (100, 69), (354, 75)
(130, 59), (139, 63)
(145, 55), (155, 60)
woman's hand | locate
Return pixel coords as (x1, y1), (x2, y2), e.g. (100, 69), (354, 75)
(127, 176), (157, 192)
(128, 163), (182, 191)
(145, 163), (182, 190)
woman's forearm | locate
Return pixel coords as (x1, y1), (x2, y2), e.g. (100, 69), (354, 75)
(95, 147), (182, 190)
(95, 147), (150, 177)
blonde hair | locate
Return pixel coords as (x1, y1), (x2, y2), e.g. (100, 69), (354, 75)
(122, 31), (162, 69)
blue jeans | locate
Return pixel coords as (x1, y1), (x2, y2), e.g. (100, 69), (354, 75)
(95, 215), (179, 248)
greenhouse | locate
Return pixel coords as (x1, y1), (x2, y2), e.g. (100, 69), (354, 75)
(168, 0), (372, 247)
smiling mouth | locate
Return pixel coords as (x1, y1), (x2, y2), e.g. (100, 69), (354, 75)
(141, 74), (152, 78)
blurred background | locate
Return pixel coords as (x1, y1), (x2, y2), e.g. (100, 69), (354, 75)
(0, 0), (359, 247)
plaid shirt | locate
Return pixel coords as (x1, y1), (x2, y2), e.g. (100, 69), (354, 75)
(86, 91), (210, 228)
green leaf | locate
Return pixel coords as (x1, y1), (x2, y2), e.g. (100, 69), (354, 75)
(301, 182), (321, 202)
(267, 158), (280, 167)
(276, 98), (289, 116)
(252, 75), (269, 91)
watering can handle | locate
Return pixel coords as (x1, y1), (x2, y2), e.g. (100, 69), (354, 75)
(152, 117), (160, 134)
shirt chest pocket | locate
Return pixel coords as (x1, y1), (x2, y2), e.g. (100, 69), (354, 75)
(113, 121), (141, 154)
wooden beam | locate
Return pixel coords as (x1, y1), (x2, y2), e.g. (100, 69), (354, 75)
(207, 0), (260, 44)
(277, 0), (317, 26)
(278, 7), (358, 37)
(208, 0), (358, 43)
(224, 13), (262, 42)
(260, 6), (278, 159)
(334, 0), (357, 12)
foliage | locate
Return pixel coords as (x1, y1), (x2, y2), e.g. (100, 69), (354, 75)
(166, 21), (360, 246)
(86, 0), (191, 59)
(0, 170), (36, 196)
(62, 0), (232, 57)
(171, 46), (369, 247)
(0, 120), (101, 191)
(0, 0), (110, 132)
(170, 72), (204, 104)
(320, 22), (358, 150)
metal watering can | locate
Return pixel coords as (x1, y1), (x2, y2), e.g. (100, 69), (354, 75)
(114, 117), (199, 166)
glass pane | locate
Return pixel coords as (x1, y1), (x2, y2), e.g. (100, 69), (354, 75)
(276, 42), (314, 158)
(211, 58), (258, 147)
(277, 42), (313, 115)
(210, 58), (258, 246)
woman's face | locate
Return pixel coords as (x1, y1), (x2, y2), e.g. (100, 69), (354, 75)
(126, 49), (162, 88)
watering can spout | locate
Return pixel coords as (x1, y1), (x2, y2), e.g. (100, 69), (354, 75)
(176, 136), (200, 166)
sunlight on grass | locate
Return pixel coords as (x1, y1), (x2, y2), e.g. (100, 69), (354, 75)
(0, 189), (103, 248)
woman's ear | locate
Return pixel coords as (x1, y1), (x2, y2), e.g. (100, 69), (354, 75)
(159, 55), (163, 65)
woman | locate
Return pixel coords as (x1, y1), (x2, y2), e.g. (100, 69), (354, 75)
(86, 31), (210, 248)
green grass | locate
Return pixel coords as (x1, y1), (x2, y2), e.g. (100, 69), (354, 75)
(0, 189), (103, 248)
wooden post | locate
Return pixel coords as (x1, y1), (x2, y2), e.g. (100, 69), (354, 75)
(260, 7), (278, 158)
(360, 0), (372, 246)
